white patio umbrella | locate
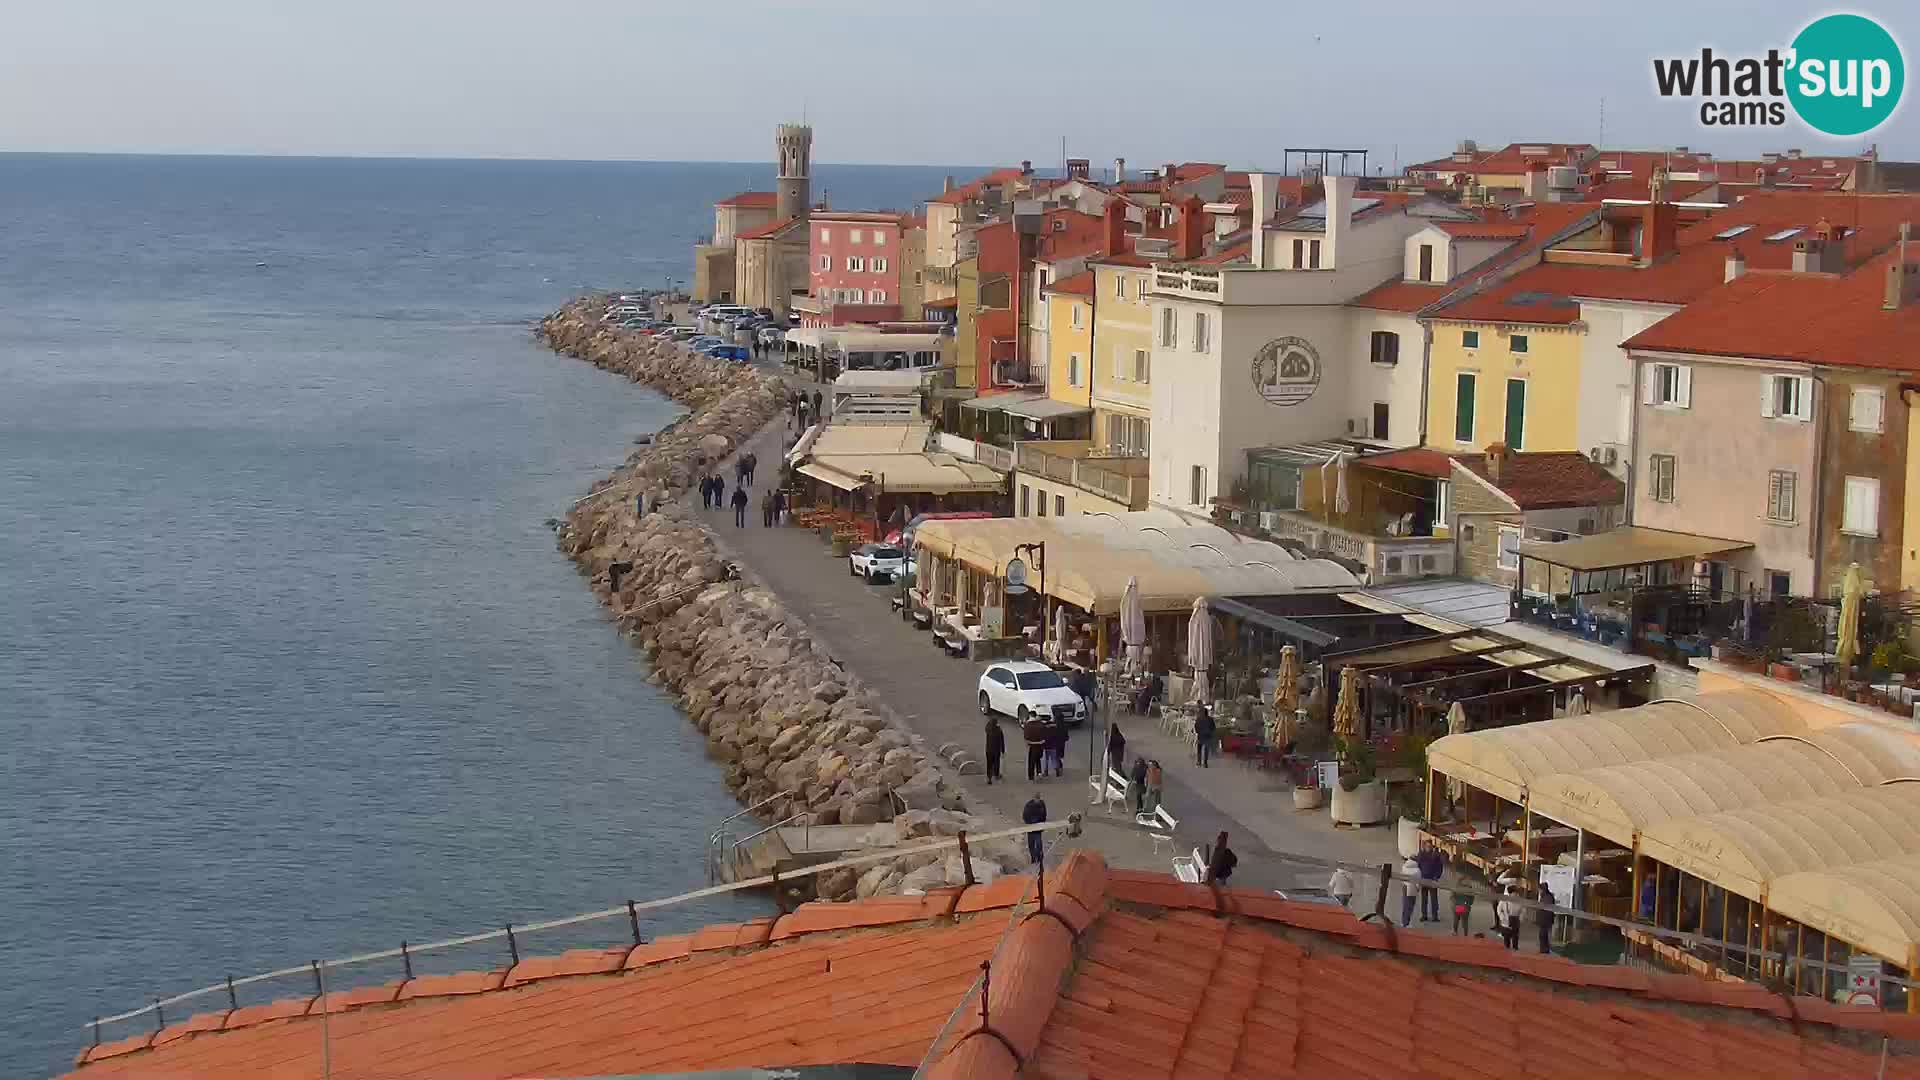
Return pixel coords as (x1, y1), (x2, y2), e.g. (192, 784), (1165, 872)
(1052, 604), (1072, 663)
(1445, 701), (1469, 803)
(1121, 575), (1147, 675)
(1187, 596), (1214, 704)
(1333, 452), (1351, 516)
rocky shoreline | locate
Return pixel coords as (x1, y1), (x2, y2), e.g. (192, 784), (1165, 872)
(536, 298), (1024, 900)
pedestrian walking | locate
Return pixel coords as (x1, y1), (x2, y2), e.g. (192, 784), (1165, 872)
(700, 475), (713, 510)
(984, 716), (1005, 783)
(1104, 722), (1125, 777)
(811, 390), (822, 418)
(1071, 668), (1097, 719)
(774, 488), (788, 526)
(1127, 755), (1147, 812)
(1329, 865), (1355, 910)
(1451, 885), (1475, 935)
(1022, 793), (1047, 864)
(1416, 844), (1445, 922)
(1193, 703), (1216, 768)
(1143, 759), (1164, 814)
(730, 485), (748, 528)
(636, 491), (647, 519)
(760, 490), (775, 527)
(1023, 712), (1047, 781)
(1398, 855), (1420, 927)
(1204, 831), (1238, 885)
(1046, 718), (1068, 777)
(743, 452), (757, 487)
(1536, 884), (1557, 954)
(1497, 889), (1521, 949)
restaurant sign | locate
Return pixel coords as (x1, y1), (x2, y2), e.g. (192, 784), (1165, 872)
(1251, 336), (1321, 407)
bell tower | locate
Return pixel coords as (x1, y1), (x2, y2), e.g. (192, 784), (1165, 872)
(776, 123), (813, 222)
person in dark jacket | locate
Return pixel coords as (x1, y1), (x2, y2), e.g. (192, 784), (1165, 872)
(1023, 713), (1048, 781)
(1022, 794), (1047, 864)
(1536, 884), (1557, 954)
(1204, 831), (1238, 884)
(1193, 703), (1216, 768)
(811, 389), (823, 418)
(1128, 755), (1149, 812)
(713, 473), (726, 509)
(1105, 723), (1126, 775)
(1045, 718), (1068, 777)
(730, 485), (749, 528)
(1451, 885), (1475, 935)
(1071, 668), (1097, 716)
(984, 717), (1005, 783)
(743, 452), (757, 487)
(1415, 844), (1446, 922)
(760, 490), (775, 527)
(699, 475), (713, 510)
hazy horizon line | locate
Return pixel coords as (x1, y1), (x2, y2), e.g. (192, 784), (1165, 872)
(0, 149), (995, 170)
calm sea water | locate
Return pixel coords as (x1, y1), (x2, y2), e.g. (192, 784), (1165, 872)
(0, 153), (960, 1074)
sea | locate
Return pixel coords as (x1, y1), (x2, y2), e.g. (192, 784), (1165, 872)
(0, 153), (962, 1075)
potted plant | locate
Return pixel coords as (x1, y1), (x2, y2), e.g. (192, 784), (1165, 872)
(1329, 736), (1387, 825)
(1293, 770), (1323, 810)
(1392, 736), (1431, 857)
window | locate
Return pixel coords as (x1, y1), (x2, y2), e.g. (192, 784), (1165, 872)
(1309, 239), (1322, 268)
(819, 228), (831, 243)
(817, 255), (830, 271)
(1071, 304), (1084, 329)
(1190, 465), (1207, 506)
(871, 229), (886, 244)
(1068, 353), (1081, 387)
(1454, 372), (1477, 443)
(1510, 334), (1530, 354)
(1762, 374), (1814, 421)
(846, 256), (864, 272)
(1114, 274), (1126, 298)
(1434, 481), (1451, 530)
(1497, 525), (1522, 572)
(1649, 453), (1676, 502)
(1020, 484), (1030, 516)
(1767, 469), (1797, 522)
(850, 229), (862, 244)
(1133, 349), (1150, 383)
(1843, 476), (1880, 536)
(1160, 307), (1176, 348)
(1463, 329), (1480, 349)
(872, 257), (888, 273)
(1369, 331), (1400, 366)
(1193, 311), (1211, 353)
(1850, 386), (1885, 433)
(1292, 239), (1306, 268)
(1767, 570), (1792, 597)
(1372, 402), (1390, 440)
(869, 290), (886, 304)
(1642, 362), (1692, 408)
(1418, 243), (1435, 282)
(1055, 494), (1066, 517)
(1504, 378), (1526, 450)
(1037, 488), (1048, 517)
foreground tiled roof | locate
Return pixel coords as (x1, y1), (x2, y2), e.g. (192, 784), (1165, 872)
(1456, 449), (1627, 510)
(1623, 253), (1920, 371)
(717, 190), (778, 208)
(69, 852), (1920, 1079)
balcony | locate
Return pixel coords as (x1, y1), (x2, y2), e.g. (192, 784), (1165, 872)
(1151, 266), (1224, 301)
(1254, 510), (1454, 584)
(989, 359), (1034, 387)
(1133, 236), (1174, 260)
(1013, 441), (1150, 510)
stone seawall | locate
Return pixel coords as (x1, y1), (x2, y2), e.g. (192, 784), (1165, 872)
(536, 298), (1022, 899)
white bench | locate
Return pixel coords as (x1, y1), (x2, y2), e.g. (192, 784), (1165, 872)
(1136, 805), (1178, 854)
(1088, 768), (1129, 814)
(1171, 846), (1207, 884)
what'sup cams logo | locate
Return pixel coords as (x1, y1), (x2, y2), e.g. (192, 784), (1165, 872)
(1653, 13), (1904, 135)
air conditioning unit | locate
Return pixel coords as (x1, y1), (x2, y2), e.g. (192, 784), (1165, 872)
(1259, 511), (1282, 531)
(1603, 447), (1618, 466)
(1588, 446), (1603, 462)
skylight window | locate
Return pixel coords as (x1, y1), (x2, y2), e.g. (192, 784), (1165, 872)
(1713, 224), (1754, 240)
(1764, 227), (1803, 242)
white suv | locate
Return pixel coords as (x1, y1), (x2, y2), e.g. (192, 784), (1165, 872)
(848, 543), (907, 583)
(977, 661), (1086, 726)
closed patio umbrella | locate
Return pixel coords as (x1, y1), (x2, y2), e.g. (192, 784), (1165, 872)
(1333, 452), (1351, 516)
(1052, 604), (1071, 663)
(1121, 576), (1147, 675)
(1835, 561), (1864, 673)
(1188, 596), (1214, 705)
(1565, 689), (1589, 716)
(1269, 645), (1300, 747)
(1445, 701), (1469, 803)
(1332, 665), (1361, 740)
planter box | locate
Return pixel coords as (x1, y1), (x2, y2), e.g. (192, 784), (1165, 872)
(1770, 663), (1801, 682)
(1293, 787), (1323, 811)
(1330, 780), (1387, 826)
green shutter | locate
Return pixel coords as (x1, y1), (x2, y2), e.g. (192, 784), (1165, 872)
(1454, 373), (1475, 442)
(1505, 379), (1526, 450)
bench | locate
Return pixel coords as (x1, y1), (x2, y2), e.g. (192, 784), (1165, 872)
(1136, 805), (1178, 854)
(1088, 768), (1129, 814)
(1171, 846), (1207, 884)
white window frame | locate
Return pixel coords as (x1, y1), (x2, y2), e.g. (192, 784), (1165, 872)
(1071, 304), (1084, 329)
(1114, 274), (1126, 299)
(1497, 525), (1522, 572)
(1843, 475), (1881, 537)
(1068, 353), (1081, 387)
(1642, 362), (1692, 409)
(850, 229), (863, 244)
(1761, 373), (1814, 422)
(871, 229), (886, 244)
(1454, 371), (1477, 444)
(1160, 307), (1176, 348)
(847, 255), (864, 272)
(872, 257), (888, 273)
(870, 289), (886, 304)
(1193, 311), (1210, 353)
(1462, 329), (1480, 349)
(1650, 453), (1677, 503)
(819, 228), (831, 243)
(1134, 348), (1150, 383)
(817, 255), (830, 271)
(1510, 333), (1530, 354)
(1766, 469), (1797, 523)
(1434, 480), (1451, 530)
(1850, 386), (1885, 433)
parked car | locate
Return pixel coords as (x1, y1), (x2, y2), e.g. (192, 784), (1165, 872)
(710, 344), (751, 362)
(977, 661), (1086, 726)
(848, 543), (907, 583)
(757, 327), (785, 348)
(663, 327), (697, 340)
(688, 336), (723, 349)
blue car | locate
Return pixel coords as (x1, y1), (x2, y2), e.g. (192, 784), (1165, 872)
(710, 345), (751, 362)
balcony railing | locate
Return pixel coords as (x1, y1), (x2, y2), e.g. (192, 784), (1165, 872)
(1013, 442), (1149, 509)
(990, 360), (1033, 387)
(1015, 443), (1077, 483)
(1255, 510), (1452, 584)
(1151, 267), (1224, 300)
(925, 265), (958, 288)
(1077, 462), (1149, 507)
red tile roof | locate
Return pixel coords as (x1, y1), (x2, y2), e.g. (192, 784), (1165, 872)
(1350, 279), (1454, 313)
(1092, 252), (1154, 268)
(1191, 240), (1250, 265)
(923, 296), (958, 310)
(1352, 203), (1602, 314)
(1437, 220), (1536, 240)
(717, 190), (778, 208)
(930, 167), (1027, 205)
(735, 215), (802, 241)
(66, 852), (1920, 1080)
(1360, 447), (1457, 478)
(1455, 449), (1627, 509)
(1044, 270), (1095, 297)
(1622, 252), (1920, 371)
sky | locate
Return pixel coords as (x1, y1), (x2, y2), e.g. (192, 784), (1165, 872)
(1, 0), (1913, 166)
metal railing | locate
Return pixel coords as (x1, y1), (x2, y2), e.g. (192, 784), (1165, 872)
(1015, 443), (1077, 483)
(705, 790), (794, 884)
(725, 811), (806, 882)
(86, 819), (1081, 1046)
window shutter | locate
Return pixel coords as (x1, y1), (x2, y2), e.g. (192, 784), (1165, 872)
(1676, 367), (1692, 408)
(1760, 376), (1776, 418)
(1795, 376), (1815, 421)
(1642, 366), (1658, 405)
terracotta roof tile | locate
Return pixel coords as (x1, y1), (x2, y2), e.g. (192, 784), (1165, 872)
(503, 947), (629, 987)
(1455, 449), (1626, 510)
(220, 996), (310, 1027)
(622, 932), (693, 967)
(736, 215), (802, 241)
(395, 969), (504, 1000)
(717, 190), (778, 208)
(1359, 447), (1457, 479)
(305, 984), (400, 1013)
(149, 1010), (229, 1048)
(1043, 270), (1095, 297)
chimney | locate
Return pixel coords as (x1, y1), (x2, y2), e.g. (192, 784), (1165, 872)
(1640, 168), (1678, 263)
(1176, 195), (1206, 261)
(1485, 442), (1510, 484)
(1323, 174), (1358, 270)
(1020, 160), (1033, 176)
(1525, 163), (1549, 200)
(943, 175), (955, 194)
(1102, 197), (1128, 258)
(1725, 249), (1747, 282)
(1248, 173), (1275, 267)
(1887, 224), (1915, 310)
(1066, 158), (1090, 182)
(1793, 221), (1846, 274)
(1114, 157), (1126, 184)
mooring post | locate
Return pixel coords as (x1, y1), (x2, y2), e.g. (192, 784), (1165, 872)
(310, 961), (324, 1000)
(627, 900), (644, 945)
(957, 831), (977, 886)
(401, 941), (414, 980)
(505, 925), (520, 967)
(978, 960), (991, 1026)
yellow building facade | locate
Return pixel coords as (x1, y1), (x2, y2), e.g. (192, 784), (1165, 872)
(1043, 279), (1094, 410)
(1089, 259), (1155, 456)
(1422, 320), (1585, 454)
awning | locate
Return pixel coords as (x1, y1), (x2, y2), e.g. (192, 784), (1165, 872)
(800, 453), (1004, 495)
(1517, 526), (1753, 572)
(959, 391), (1045, 413)
(1637, 783), (1920, 903)
(1426, 689), (1806, 805)
(1768, 853), (1920, 967)
(796, 462), (867, 492)
(1000, 398), (1092, 422)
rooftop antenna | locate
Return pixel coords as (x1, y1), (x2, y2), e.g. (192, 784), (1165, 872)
(1598, 96), (1606, 149)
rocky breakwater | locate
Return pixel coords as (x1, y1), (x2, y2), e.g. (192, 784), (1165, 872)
(538, 298), (1028, 900)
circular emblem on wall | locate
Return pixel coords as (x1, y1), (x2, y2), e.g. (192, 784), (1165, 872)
(1250, 336), (1321, 407)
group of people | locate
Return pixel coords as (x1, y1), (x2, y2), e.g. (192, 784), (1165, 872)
(789, 388), (823, 430)
(1323, 847), (1558, 954)
(695, 451), (784, 529)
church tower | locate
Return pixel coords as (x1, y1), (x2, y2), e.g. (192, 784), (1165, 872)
(775, 123), (813, 222)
